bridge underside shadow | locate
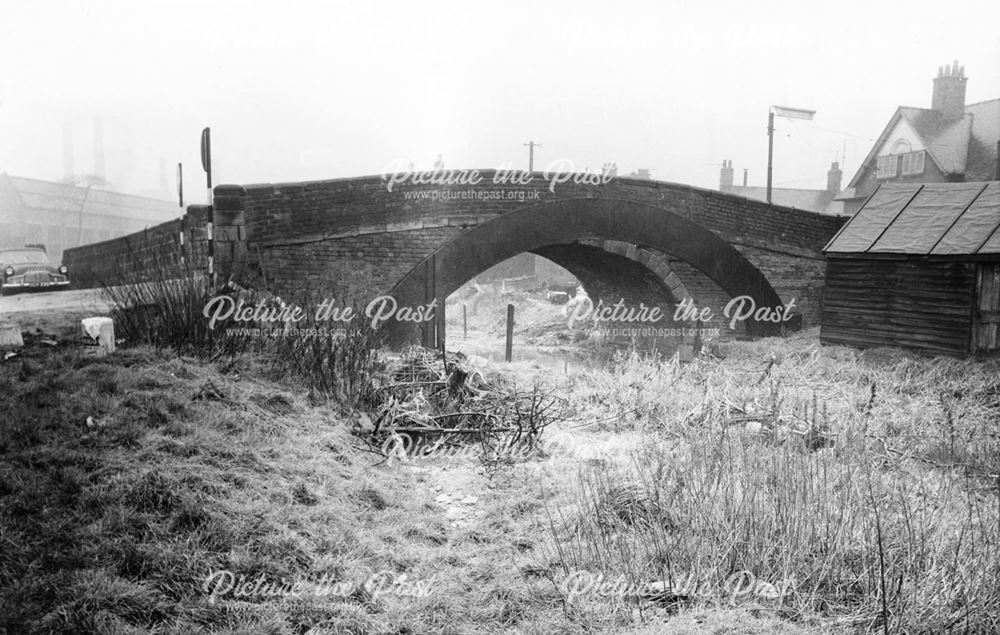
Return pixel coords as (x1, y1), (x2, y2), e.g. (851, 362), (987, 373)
(383, 198), (787, 347)
(530, 244), (679, 307)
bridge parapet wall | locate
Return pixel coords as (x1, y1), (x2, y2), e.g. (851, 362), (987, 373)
(227, 173), (844, 321)
(236, 173), (842, 252)
(63, 205), (211, 289)
(60, 173), (846, 332)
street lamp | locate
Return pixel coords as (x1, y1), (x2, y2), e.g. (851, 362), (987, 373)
(767, 105), (815, 204)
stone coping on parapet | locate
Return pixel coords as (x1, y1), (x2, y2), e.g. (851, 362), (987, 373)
(257, 215), (500, 249)
(213, 173), (851, 224)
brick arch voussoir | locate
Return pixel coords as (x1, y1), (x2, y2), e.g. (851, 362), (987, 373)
(385, 197), (784, 346)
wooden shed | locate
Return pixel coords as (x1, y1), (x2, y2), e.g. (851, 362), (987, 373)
(821, 181), (1000, 356)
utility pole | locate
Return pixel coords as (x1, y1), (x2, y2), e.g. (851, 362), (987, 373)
(766, 111), (775, 203)
(524, 141), (541, 172)
(766, 106), (815, 204)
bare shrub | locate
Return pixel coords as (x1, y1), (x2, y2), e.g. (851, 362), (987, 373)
(261, 294), (383, 410)
(100, 238), (250, 358)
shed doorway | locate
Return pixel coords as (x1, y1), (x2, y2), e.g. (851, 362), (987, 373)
(973, 263), (1000, 353)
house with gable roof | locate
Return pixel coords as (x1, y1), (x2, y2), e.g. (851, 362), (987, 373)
(837, 61), (1000, 215)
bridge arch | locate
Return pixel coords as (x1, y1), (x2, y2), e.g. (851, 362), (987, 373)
(385, 197), (785, 346)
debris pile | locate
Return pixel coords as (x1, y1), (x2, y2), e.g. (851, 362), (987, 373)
(715, 393), (835, 452)
(359, 347), (565, 467)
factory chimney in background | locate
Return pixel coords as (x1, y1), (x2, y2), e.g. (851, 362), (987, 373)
(159, 157), (169, 194)
(62, 121), (74, 181)
(93, 117), (106, 182)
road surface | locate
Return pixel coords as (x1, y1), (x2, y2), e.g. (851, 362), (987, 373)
(0, 288), (110, 336)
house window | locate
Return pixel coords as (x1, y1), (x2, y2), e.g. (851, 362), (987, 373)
(876, 155), (899, 179)
(891, 139), (911, 154)
(901, 150), (925, 176)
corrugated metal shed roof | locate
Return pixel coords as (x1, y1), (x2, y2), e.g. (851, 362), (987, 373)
(824, 181), (1000, 255)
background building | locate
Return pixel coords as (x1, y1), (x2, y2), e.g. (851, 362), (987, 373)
(0, 173), (180, 264)
(719, 160), (845, 215)
(837, 61), (1000, 215)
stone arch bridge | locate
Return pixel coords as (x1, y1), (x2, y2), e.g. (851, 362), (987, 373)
(202, 171), (844, 347)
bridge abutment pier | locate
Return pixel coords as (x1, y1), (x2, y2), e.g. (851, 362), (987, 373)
(212, 185), (248, 283)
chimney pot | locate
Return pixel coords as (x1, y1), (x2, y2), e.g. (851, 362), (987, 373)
(932, 61), (967, 121)
(719, 159), (734, 192)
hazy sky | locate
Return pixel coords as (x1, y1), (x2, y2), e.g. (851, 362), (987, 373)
(2, 0), (998, 202)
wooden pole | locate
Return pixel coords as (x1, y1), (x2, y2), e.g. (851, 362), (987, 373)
(504, 303), (514, 362)
(463, 303), (468, 340)
(766, 110), (775, 204)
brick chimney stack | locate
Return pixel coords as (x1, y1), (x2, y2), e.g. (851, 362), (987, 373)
(932, 60), (967, 121)
(827, 161), (842, 196)
(719, 159), (734, 192)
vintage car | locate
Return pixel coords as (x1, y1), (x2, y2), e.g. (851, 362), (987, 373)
(0, 247), (70, 295)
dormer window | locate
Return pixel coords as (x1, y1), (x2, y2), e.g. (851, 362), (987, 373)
(876, 145), (924, 180)
(901, 150), (925, 175)
(877, 155), (899, 179)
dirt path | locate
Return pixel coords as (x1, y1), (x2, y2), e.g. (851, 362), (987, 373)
(423, 462), (488, 529)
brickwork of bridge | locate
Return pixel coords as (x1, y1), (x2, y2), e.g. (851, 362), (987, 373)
(205, 171), (845, 346)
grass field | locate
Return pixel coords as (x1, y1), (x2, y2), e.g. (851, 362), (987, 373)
(1, 325), (997, 633)
(539, 332), (1000, 633)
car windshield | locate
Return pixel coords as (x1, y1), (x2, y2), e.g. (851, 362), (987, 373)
(1, 250), (50, 265)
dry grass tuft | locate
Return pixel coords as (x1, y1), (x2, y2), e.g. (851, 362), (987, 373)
(538, 331), (1000, 633)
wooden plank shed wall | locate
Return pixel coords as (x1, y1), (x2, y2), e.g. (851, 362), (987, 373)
(820, 257), (976, 356)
